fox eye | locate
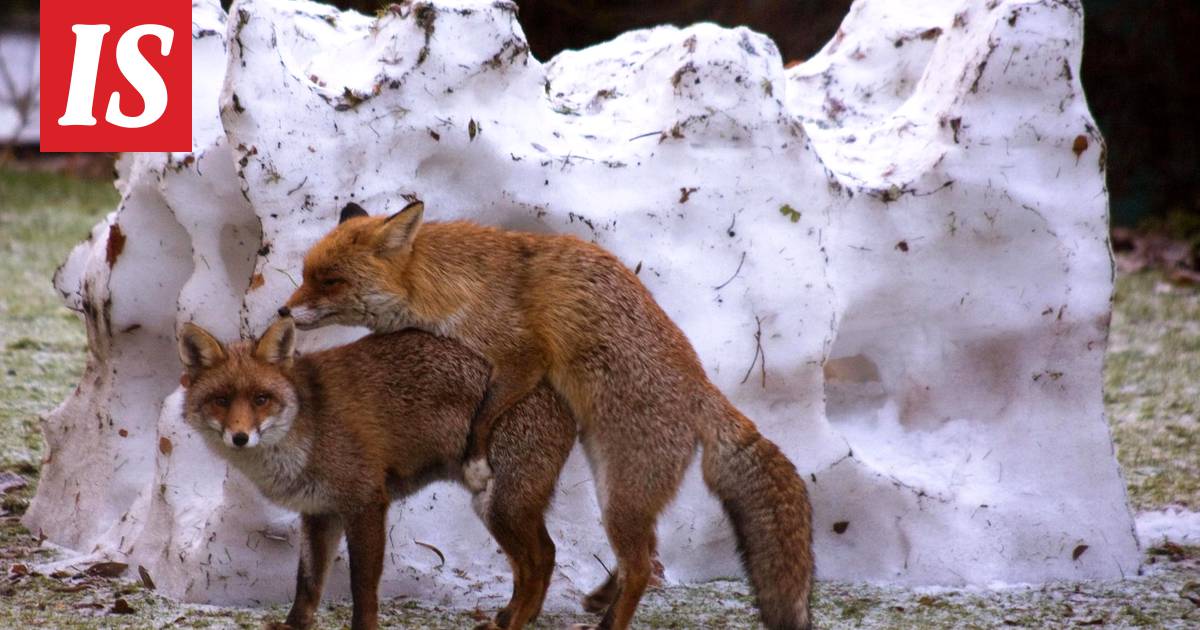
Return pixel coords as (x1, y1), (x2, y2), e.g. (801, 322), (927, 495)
(213, 396), (231, 408)
(253, 393), (270, 407)
(321, 277), (343, 288)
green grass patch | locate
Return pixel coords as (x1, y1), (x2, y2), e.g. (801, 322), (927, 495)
(1107, 271), (1200, 509)
(0, 168), (115, 470)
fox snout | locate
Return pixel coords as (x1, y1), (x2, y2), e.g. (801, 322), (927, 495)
(226, 428), (259, 449)
(282, 288), (332, 330)
(212, 395), (279, 449)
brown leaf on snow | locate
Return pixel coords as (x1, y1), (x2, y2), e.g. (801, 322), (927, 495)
(138, 565), (156, 590)
(86, 561), (128, 578)
(1072, 134), (1088, 158)
(105, 224), (126, 267)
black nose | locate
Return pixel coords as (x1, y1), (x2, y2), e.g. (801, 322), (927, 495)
(232, 432), (249, 447)
(278, 306), (290, 317)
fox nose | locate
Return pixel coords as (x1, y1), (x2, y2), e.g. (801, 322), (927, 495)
(232, 432), (249, 447)
(277, 306), (290, 317)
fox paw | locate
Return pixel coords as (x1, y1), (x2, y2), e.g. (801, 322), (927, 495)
(463, 458), (493, 493)
(472, 622), (502, 630)
(581, 591), (610, 614)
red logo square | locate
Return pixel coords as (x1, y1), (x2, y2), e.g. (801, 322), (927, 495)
(40, 1), (192, 152)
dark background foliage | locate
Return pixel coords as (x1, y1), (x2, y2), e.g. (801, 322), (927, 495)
(7, 0), (1195, 226)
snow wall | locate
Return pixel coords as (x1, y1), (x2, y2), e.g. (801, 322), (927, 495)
(25, 0), (1137, 609)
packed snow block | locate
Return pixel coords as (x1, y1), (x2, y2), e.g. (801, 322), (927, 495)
(789, 0), (1134, 583)
(26, 0), (1137, 609)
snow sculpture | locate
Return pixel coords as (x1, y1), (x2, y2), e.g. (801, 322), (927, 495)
(26, 0), (1137, 609)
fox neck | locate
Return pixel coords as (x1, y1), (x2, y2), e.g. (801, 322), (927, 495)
(372, 225), (477, 335)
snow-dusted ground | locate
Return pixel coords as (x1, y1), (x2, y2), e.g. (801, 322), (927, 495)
(1137, 509), (1200, 548)
(24, 0), (1141, 612)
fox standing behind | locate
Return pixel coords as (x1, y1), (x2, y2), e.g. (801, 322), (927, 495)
(179, 320), (576, 630)
(283, 201), (815, 630)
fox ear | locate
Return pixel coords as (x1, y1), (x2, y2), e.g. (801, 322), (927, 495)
(339, 202), (369, 224)
(255, 317), (296, 366)
(179, 323), (226, 375)
(375, 200), (424, 255)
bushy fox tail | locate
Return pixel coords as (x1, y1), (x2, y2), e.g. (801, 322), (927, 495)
(700, 400), (814, 630)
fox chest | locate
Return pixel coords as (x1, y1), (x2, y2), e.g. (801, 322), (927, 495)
(234, 450), (336, 514)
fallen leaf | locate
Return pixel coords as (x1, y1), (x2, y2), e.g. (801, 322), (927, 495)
(111, 597), (136, 614)
(832, 521), (849, 534)
(86, 561), (128, 578)
(1072, 544), (1089, 561)
(106, 224), (126, 266)
(1072, 135), (1088, 158)
(159, 437), (173, 456)
(138, 565), (156, 590)
(1147, 541), (1187, 562)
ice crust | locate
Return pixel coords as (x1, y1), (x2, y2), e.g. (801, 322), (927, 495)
(25, 0), (1137, 609)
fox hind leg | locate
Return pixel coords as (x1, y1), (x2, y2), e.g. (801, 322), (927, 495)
(480, 500), (553, 629)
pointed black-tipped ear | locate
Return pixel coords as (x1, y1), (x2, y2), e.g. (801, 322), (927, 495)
(376, 200), (424, 255)
(255, 318), (296, 366)
(339, 202), (369, 224)
(179, 322), (226, 375)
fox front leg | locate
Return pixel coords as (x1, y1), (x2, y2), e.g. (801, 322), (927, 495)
(280, 513), (344, 630)
(463, 357), (547, 492)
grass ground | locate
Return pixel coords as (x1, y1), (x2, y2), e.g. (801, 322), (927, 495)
(0, 169), (1197, 628)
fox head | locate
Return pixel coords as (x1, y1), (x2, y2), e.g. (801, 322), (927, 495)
(282, 200), (424, 331)
(179, 318), (299, 450)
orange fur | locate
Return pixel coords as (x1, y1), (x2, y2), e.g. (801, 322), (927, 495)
(285, 202), (815, 630)
(180, 320), (574, 630)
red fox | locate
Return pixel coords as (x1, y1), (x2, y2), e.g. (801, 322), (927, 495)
(281, 201), (815, 630)
(178, 318), (576, 630)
